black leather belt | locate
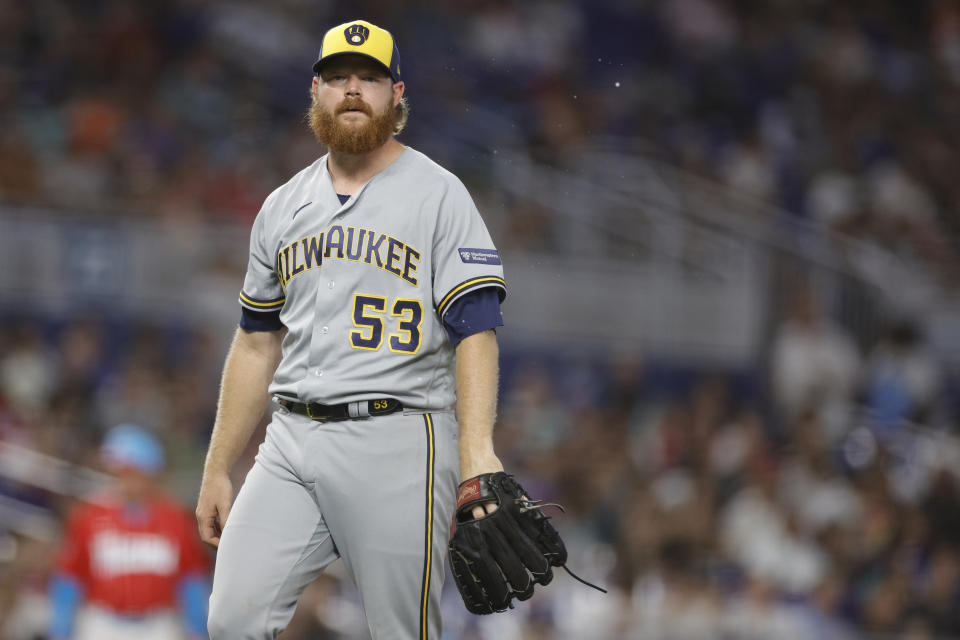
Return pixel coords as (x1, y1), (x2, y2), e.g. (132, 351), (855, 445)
(274, 396), (403, 421)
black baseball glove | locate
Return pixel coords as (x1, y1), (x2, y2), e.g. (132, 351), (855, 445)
(447, 472), (603, 614)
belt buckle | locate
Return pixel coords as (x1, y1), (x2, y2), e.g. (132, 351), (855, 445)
(305, 404), (328, 422)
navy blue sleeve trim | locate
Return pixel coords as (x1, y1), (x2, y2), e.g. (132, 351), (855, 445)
(442, 287), (503, 346)
(437, 276), (506, 317)
(240, 307), (284, 332)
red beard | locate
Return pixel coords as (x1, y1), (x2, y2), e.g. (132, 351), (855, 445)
(308, 96), (398, 154)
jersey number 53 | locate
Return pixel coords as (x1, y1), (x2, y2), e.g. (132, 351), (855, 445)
(350, 294), (423, 354)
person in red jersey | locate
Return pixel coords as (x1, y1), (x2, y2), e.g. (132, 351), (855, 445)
(48, 424), (210, 640)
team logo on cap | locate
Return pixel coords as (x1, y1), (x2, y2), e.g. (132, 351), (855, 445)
(345, 24), (369, 46)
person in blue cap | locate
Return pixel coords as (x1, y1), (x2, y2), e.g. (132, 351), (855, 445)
(48, 424), (211, 640)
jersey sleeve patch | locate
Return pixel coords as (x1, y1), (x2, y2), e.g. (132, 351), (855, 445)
(458, 248), (501, 265)
(437, 276), (506, 318)
(239, 291), (285, 310)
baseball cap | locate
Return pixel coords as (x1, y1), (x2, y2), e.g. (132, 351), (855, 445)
(313, 20), (402, 83)
(101, 424), (165, 475)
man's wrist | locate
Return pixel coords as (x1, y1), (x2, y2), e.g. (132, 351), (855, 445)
(202, 458), (231, 479)
(458, 437), (495, 459)
(458, 445), (502, 481)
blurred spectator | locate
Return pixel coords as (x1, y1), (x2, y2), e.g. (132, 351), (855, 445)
(720, 455), (828, 594)
(864, 320), (942, 429)
(719, 136), (777, 202)
(921, 544), (960, 635)
(779, 410), (863, 537)
(0, 323), (57, 417)
(789, 572), (859, 640)
(630, 539), (723, 639)
(47, 424), (209, 640)
(771, 284), (861, 439)
(805, 167), (861, 230)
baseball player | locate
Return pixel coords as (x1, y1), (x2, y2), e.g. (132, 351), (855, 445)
(48, 424), (210, 640)
(196, 19), (510, 640)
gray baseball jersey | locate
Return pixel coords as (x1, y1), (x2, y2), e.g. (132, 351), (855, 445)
(238, 147), (506, 410)
(209, 148), (506, 640)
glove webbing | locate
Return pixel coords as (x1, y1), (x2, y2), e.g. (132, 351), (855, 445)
(521, 500), (607, 595)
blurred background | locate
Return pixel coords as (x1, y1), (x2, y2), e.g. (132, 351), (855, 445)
(2, 0), (960, 638)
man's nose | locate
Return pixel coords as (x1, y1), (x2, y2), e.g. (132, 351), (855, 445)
(345, 75), (361, 96)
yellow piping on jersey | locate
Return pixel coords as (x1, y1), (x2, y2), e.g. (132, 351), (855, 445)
(436, 276), (506, 317)
(419, 414), (436, 640)
(239, 292), (285, 309)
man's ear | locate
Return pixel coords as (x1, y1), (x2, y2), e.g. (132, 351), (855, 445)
(311, 76), (320, 99)
(393, 80), (405, 107)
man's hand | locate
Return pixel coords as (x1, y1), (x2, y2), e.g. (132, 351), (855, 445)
(196, 472), (234, 547)
(460, 450), (504, 519)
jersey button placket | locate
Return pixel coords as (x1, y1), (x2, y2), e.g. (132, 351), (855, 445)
(306, 273), (333, 384)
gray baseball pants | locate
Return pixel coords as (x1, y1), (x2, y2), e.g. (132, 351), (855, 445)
(207, 408), (459, 640)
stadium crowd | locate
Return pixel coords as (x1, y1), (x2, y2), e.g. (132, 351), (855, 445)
(0, 0), (959, 638)
(0, 0), (959, 273)
(1, 288), (958, 639)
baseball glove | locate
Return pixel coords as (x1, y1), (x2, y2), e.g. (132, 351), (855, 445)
(447, 472), (604, 614)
